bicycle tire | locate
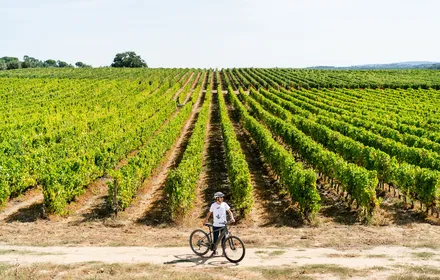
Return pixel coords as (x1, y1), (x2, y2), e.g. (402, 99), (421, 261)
(189, 229), (211, 256)
(222, 235), (245, 263)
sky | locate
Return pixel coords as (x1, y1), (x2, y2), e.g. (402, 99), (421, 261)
(1, 0), (439, 68)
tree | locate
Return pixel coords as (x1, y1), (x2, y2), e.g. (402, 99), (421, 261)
(21, 60), (31, 68)
(0, 56), (19, 63)
(44, 59), (57, 67)
(57, 60), (69, 68)
(110, 51), (147, 68)
(75, 61), (91, 68)
(22, 56), (44, 68)
(6, 60), (21, 70)
(0, 60), (6, 70)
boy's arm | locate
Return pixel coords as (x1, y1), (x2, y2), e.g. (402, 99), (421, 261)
(202, 211), (212, 226)
(227, 209), (235, 223)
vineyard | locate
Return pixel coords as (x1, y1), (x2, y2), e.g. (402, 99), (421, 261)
(1, 67), (440, 225)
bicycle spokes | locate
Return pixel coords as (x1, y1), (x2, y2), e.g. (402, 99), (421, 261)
(223, 236), (245, 263)
(189, 229), (210, 256)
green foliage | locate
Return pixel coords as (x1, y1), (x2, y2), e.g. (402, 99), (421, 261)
(165, 84), (210, 218)
(217, 85), (253, 215)
(243, 89), (378, 213)
(6, 60), (21, 70)
(75, 62), (91, 68)
(57, 60), (70, 68)
(111, 51), (147, 68)
(0, 69), (193, 213)
(0, 55), (84, 70)
(44, 59), (57, 67)
(109, 82), (201, 211)
(0, 57), (19, 63)
(229, 86), (320, 218)
(1, 67), (440, 216)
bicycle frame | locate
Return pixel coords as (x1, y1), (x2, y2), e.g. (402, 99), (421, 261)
(206, 224), (229, 251)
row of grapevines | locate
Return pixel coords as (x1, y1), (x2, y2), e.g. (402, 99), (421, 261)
(251, 67), (440, 128)
(288, 87), (437, 135)
(41, 74), (192, 213)
(0, 70), (191, 211)
(109, 84), (202, 211)
(241, 90), (378, 213)
(165, 85), (211, 218)
(0, 67), (183, 81)
(253, 69), (290, 89)
(315, 89), (440, 153)
(223, 69), (241, 90)
(228, 86), (320, 219)
(254, 88), (440, 208)
(325, 88), (440, 125)
(231, 69), (254, 90)
(217, 85), (253, 215)
(248, 68), (440, 131)
(253, 88), (395, 182)
(277, 69), (440, 89)
(268, 88), (440, 171)
(281, 87), (440, 143)
(0, 79), (152, 205)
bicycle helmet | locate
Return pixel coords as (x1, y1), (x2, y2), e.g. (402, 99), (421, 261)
(213, 191), (225, 199)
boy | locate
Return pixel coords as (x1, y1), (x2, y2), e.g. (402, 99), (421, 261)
(202, 192), (235, 256)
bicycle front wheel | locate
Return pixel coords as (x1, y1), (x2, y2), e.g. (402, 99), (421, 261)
(222, 235), (245, 263)
(189, 229), (211, 256)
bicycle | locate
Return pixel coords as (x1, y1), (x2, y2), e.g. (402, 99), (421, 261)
(189, 221), (246, 263)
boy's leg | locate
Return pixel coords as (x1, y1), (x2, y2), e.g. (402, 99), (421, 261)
(212, 226), (223, 255)
(213, 226), (220, 245)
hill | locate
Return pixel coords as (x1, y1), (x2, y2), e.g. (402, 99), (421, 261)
(309, 61), (440, 70)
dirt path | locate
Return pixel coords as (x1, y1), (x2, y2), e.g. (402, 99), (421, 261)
(0, 244), (438, 270)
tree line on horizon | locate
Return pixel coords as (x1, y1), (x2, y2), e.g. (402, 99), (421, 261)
(0, 51), (148, 71)
(0, 56), (92, 70)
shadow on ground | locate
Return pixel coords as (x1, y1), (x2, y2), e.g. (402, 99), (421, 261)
(164, 254), (237, 267)
(4, 202), (43, 223)
(136, 185), (173, 226)
(78, 196), (114, 223)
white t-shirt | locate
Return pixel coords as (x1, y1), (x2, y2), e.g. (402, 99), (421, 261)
(209, 202), (230, 227)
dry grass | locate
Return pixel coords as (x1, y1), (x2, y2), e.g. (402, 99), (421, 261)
(259, 264), (370, 280)
(255, 250), (287, 258)
(389, 264), (440, 280)
(0, 262), (387, 280)
(327, 253), (360, 258)
(2, 218), (440, 251)
(365, 254), (388, 258)
(0, 249), (63, 256)
(411, 252), (436, 260)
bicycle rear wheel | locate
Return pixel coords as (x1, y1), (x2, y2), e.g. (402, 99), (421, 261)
(189, 229), (211, 256)
(222, 235), (245, 263)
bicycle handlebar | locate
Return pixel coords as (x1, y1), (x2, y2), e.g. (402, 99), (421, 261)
(205, 220), (234, 227)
